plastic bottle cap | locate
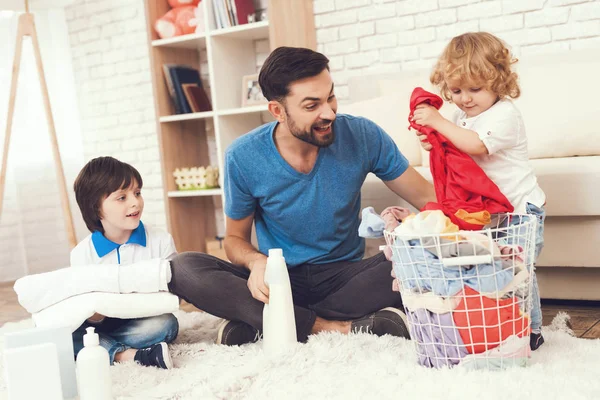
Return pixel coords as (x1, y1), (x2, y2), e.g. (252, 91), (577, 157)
(83, 326), (100, 347)
(269, 248), (283, 258)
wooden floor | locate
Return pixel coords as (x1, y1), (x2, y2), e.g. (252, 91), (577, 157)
(2, 282), (600, 338)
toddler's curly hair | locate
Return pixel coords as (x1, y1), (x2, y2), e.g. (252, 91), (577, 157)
(430, 32), (520, 101)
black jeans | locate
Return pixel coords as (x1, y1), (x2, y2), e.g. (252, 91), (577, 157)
(168, 252), (402, 342)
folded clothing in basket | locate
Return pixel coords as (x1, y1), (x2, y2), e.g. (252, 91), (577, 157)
(407, 309), (469, 369)
(453, 286), (530, 354)
(391, 239), (513, 296)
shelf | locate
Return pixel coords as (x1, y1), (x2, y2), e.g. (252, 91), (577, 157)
(168, 189), (223, 198)
(151, 32), (207, 50)
(150, 21), (269, 49)
(159, 111), (214, 123)
(210, 21), (269, 40)
(218, 104), (269, 116)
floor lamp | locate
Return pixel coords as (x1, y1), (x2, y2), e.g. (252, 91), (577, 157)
(0, 0), (77, 248)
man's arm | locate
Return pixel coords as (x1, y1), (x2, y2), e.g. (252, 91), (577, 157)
(224, 214), (270, 303)
(383, 166), (436, 210)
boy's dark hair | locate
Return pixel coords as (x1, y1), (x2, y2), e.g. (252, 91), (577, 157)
(258, 46), (330, 103)
(74, 156), (143, 233)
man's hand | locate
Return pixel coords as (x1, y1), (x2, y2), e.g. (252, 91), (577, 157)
(225, 214), (271, 304)
(248, 258), (270, 304)
(412, 128), (433, 151)
(412, 104), (444, 130)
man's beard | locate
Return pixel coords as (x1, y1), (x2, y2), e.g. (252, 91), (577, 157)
(285, 110), (335, 148)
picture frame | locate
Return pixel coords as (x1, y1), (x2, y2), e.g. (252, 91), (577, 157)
(241, 73), (266, 106)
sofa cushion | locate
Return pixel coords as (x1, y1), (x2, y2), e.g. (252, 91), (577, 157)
(538, 217), (600, 268)
(529, 156), (600, 216)
(513, 52), (600, 159)
(341, 95), (422, 166)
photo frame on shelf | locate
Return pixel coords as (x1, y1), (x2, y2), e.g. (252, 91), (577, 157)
(241, 74), (266, 107)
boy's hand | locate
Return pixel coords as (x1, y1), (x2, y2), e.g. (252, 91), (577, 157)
(412, 104), (444, 130)
(248, 258), (269, 304)
(413, 129), (433, 151)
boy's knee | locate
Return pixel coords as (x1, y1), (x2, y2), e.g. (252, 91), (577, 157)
(144, 313), (179, 343)
(162, 313), (179, 343)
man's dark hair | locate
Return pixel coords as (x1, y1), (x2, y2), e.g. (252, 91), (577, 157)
(258, 47), (330, 103)
(73, 156), (143, 233)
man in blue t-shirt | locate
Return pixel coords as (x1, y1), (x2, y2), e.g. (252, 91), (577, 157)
(168, 47), (435, 346)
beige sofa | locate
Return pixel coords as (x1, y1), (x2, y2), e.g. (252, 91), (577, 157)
(344, 50), (600, 300)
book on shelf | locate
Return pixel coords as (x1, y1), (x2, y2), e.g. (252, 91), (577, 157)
(223, 0), (234, 27)
(232, 0), (256, 25)
(181, 83), (212, 113)
(162, 64), (212, 114)
(211, 0), (256, 29)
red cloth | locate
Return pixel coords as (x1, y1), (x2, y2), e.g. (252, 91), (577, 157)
(453, 286), (530, 354)
(409, 87), (513, 230)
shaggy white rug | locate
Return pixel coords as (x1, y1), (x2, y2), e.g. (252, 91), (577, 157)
(1, 311), (599, 400)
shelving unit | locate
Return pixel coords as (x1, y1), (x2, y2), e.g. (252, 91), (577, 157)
(144, 0), (316, 252)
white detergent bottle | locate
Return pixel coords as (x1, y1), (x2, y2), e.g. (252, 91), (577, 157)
(262, 248), (297, 356)
(76, 327), (113, 400)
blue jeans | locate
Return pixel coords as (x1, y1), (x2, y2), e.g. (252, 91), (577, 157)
(501, 203), (545, 331)
(72, 314), (179, 364)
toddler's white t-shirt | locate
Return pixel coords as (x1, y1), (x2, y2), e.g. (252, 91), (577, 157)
(453, 99), (546, 213)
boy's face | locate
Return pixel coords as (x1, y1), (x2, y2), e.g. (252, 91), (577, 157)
(99, 181), (144, 238)
(280, 69), (338, 148)
(446, 79), (498, 118)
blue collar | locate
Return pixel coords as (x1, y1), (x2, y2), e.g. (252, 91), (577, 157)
(91, 221), (147, 258)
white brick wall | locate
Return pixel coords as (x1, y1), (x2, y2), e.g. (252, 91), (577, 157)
(65, 0), (167, 231)
(314, 0), (600, 102)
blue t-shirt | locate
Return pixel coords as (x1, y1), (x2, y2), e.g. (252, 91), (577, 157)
(224, 114), (409, 267)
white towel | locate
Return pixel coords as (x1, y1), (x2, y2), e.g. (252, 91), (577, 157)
(32, 292), (180, 333)
(14, 259), (172, 313)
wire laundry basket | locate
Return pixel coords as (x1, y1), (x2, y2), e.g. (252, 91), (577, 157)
(384, 213), (538, 370)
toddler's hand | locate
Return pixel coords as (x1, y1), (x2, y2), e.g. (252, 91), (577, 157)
(412, 104), (443, 129)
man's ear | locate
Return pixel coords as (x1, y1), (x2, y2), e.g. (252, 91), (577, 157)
(268, 100), (286, 123)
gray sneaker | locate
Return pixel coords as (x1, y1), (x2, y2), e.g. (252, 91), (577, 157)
(216, 320), (261, 346)
(350, 307), (411, 339)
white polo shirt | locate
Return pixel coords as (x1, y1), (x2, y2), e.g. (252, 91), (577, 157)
(70, 221), (177, 266)
(453, 99), (546, 213)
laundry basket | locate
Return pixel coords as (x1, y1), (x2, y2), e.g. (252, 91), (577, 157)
(383, 213), (538, 370)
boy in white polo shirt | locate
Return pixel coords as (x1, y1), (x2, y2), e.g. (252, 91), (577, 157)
(70, 156), (179, 369)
